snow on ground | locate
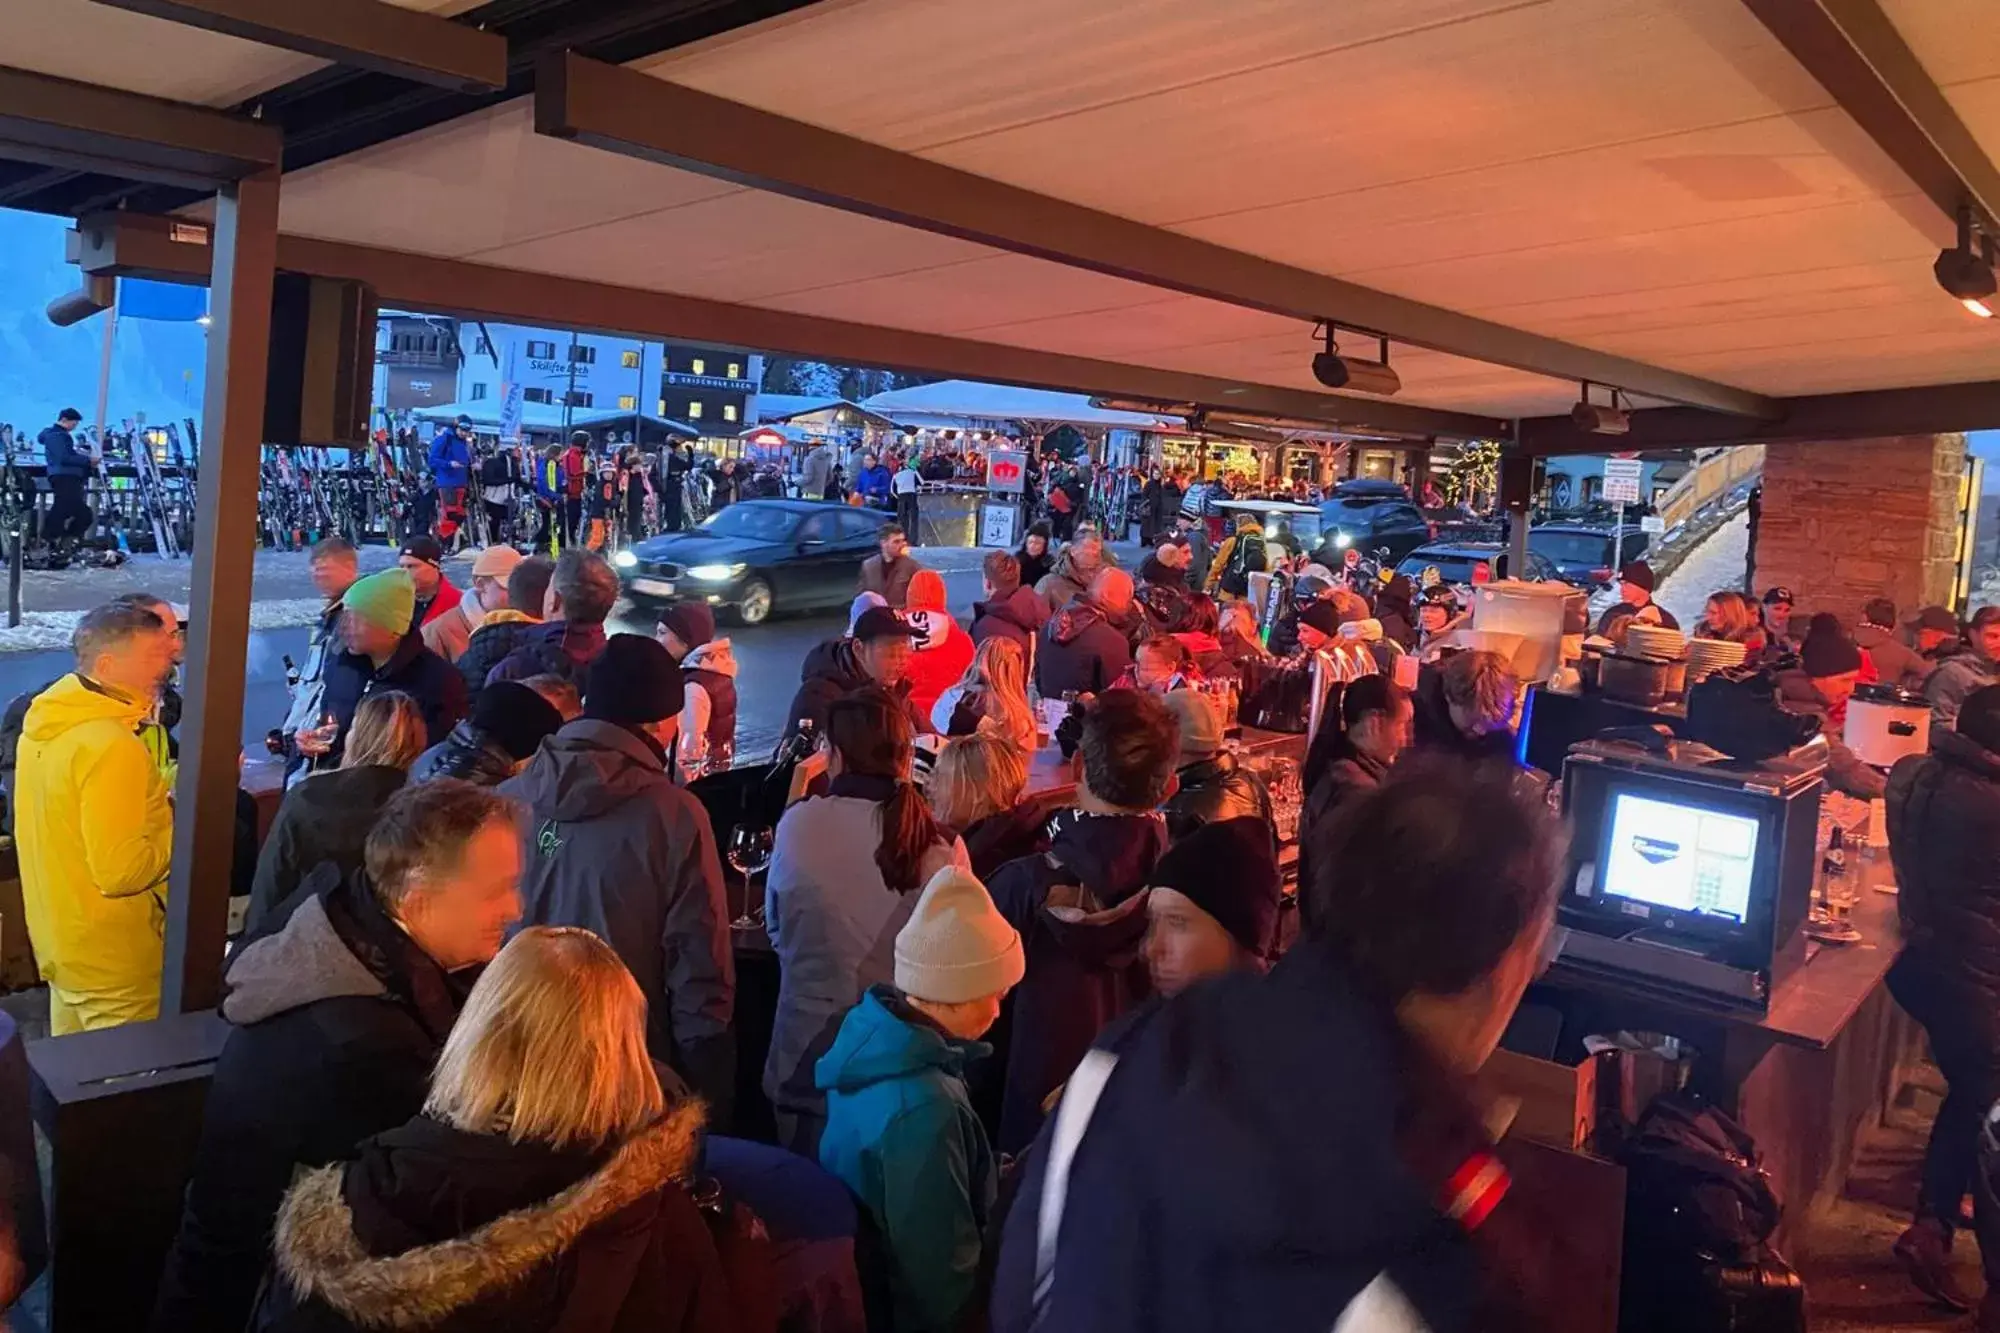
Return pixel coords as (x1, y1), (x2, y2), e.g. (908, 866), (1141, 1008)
(1655, 512), (1750, 629)
(0, 597), (328, 653)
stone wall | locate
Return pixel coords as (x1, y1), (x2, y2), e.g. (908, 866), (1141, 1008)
(1752, 433), (1966, 621)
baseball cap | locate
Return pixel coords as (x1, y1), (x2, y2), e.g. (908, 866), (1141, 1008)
(470, 546), (523, 580)
(1762, 585), (1795, 606)
(853, 606), (922, 643)
(399, 535), (444, 568)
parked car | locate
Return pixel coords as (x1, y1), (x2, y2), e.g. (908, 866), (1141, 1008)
(1315, 480), (1434, 563)
(613, 499), (892, 624)
(1526, 523), (1651, 590)
(1395, 541), (1559, 590)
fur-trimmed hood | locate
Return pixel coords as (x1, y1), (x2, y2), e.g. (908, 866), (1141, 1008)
(273, 1100), (705, 1330)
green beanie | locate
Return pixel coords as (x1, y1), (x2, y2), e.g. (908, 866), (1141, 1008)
(342, 568), (415, 637)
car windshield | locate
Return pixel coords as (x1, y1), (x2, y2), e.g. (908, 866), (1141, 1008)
(698, 506), (799, 541)
(1529, 532), (1614, 564)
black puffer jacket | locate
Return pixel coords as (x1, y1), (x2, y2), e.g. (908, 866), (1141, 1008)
(254, 1103), (741, 1333)
(409, 720), (517, 787)
(1161, 752), (1274, 842)
(455, 613), (538, 702)
(1887, 730), (2000, 1045)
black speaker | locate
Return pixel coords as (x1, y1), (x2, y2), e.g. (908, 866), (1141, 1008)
(263, 275), (377, 447)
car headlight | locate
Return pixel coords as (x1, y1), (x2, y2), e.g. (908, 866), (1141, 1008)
(1333, 531), (1352, 548)
(687, 563), (746, 581)
(612, 550), (638, 569)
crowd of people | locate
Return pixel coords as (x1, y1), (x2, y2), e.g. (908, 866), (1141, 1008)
(15, 468), (2000, 1330)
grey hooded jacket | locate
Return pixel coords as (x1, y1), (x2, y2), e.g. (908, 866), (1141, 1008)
(498, 718), (735, 1118)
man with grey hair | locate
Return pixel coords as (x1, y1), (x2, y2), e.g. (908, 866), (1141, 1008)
(15, 600), (177, 1036)
(486, 549), (620, 687)
(154, 779), (523, 1333)
(1036, 564), (1137, 698)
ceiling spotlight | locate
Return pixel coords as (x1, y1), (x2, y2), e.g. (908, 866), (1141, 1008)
(1312, 324), (1402, 396)
(1571, 382), (1630, 435)
(1934, 203), (1997, 318)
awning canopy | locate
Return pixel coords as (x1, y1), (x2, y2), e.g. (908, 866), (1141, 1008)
(861, 380), (1175, 431)
(9, 0), (2000, 445)
(412, 399), (700, 438)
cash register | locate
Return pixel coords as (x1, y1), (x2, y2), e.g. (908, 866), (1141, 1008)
(1554, 738), (1824, 1011)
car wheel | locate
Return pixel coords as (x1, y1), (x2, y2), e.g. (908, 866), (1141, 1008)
(736, 577), (774, 626)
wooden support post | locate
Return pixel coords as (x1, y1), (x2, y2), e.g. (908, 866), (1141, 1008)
(161, 168), (277, 1014)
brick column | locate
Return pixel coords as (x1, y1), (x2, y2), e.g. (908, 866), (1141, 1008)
(1752, 433), (1966, 619)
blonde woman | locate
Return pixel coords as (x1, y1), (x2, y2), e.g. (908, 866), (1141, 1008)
(930, 637), (1037, 751)
(1218, 599), (1270, 666)
(929, 731), (1054, 879)
(246, 691), (427, 931)
(261, 927), (739, 1332)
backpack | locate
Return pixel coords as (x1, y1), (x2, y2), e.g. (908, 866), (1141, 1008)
(1220, 529), (1266, 595)
(1616, 1095), (1803, 1333)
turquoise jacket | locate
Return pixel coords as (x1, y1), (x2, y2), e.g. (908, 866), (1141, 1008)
(816, 987), (998, 1333)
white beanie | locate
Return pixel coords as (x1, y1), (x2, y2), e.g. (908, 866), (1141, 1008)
(849, 591), (888, 634)
(895, 865), (1027, 1004)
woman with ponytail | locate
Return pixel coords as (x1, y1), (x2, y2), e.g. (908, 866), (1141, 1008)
(763, 687), (969, 1154)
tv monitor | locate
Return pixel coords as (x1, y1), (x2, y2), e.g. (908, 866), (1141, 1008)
(1598, 791), (1761, 925)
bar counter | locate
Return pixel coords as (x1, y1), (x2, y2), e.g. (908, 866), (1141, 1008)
(1532, 848), (1919, 1250)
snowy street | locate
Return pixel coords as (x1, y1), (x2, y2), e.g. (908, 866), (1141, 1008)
(1655, 512), (1750, 628)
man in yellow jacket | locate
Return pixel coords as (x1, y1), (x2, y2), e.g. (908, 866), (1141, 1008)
(17, 600), (178, 1034)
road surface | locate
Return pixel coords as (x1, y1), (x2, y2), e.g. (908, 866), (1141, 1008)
(0, 564), (1001, 762)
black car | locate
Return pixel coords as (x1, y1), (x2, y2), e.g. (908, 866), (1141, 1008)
(1395, 541), (1559, 589)
(1526, 523), (1651, 590)
(614, 499), (892, 624)
(1315, 481), (1434, 563)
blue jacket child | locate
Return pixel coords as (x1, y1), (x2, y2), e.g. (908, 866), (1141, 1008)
(816, 866), (1026, 1333)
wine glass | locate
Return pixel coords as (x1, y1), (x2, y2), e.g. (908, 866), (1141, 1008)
(727, 825), (774, 930)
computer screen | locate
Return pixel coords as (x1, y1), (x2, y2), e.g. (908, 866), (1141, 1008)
(1599, 790), (1762, 924)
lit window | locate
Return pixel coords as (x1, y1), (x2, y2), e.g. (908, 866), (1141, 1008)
(722, 404), (739, 423)
(727, 362), (742, 379)
(690, 358), (706, 376)
(658, 398), (668, 416)
(688, 401), (704, 419)
(620, 350), (641, 369)
(618, 394), (637, 411)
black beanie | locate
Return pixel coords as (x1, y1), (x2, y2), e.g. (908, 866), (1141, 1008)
(584, 634), (686, 725)
(1800, 616), (1863, 677)
(473, 681), (565, 761)
(1297, 600), (1341, 638)
(1150, 817), (1281, 955)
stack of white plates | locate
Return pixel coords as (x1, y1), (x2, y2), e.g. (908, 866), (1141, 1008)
(1625, 624), (1689, 662)
(1684, 637), (1748, 682)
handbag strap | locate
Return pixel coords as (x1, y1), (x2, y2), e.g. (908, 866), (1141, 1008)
(1032, 1048), (1120, 1322)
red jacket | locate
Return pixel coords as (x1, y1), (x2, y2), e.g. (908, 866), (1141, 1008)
(418, 576), (462, 628)
(902, 612), (974, 725)
(562, 446), (587, 499)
